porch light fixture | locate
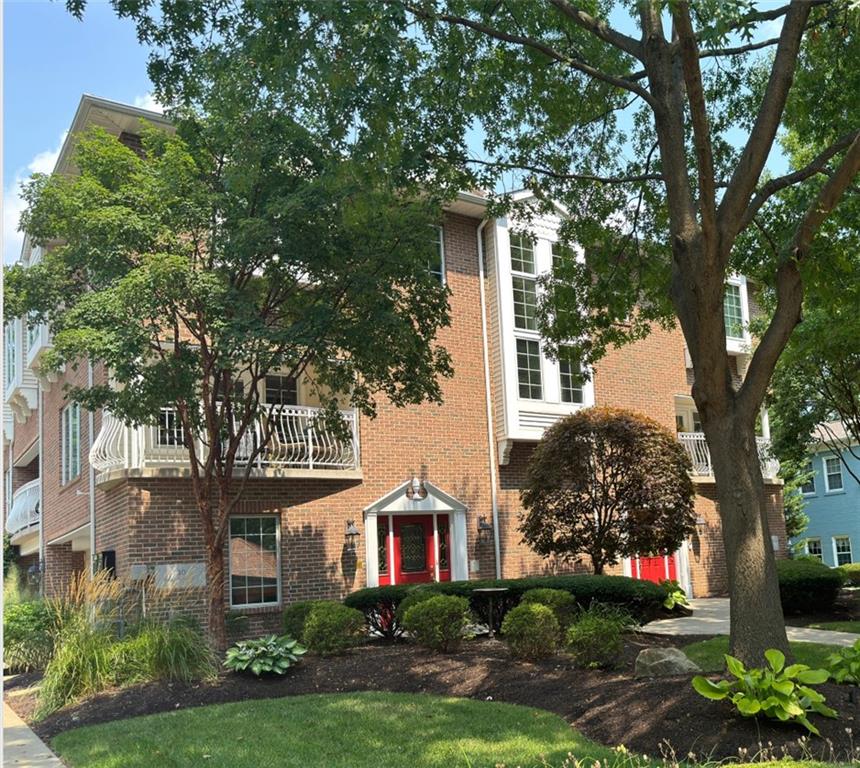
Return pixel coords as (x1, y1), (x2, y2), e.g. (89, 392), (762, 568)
(477, 516), (494, 542)
(345, 520), (361, 548)
(405, 477), (428, 500)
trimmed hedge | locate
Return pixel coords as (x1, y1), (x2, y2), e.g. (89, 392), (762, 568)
(402, 595), (471, 653)
(345, 575), (666, 637)
(501, 603), (559, 660)
(302, 603), (365, 655)
(283, 600), (331, 642)
(520, 588), (577, 630)
(778, 558), (844, 614)
(840, 563), (860, 586)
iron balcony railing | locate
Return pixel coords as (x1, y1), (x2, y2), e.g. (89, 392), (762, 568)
(677, 432), (780, 479)
(90, 404), (360, 475)
(6, 478), (40, 538)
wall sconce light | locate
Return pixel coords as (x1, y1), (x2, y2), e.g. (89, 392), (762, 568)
(477, 515), (493, 542)
(405, 477), (428, 500)
(345, 520), (361, 548)
(695, 516), (707, 527)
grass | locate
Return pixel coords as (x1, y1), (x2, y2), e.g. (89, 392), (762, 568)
(806, 620), (860, 634)
(51, 692), (618, 768)
(683, 636), (838, 672)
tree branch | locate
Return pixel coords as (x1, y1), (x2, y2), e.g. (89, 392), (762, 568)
(717, 1), (812, 250)
(547, 0), (642, 59)
(401, 2), (657, 106)
(739, 130), (860, 232)
(455, 153), (663, 184)
(673, 2), (717, 248)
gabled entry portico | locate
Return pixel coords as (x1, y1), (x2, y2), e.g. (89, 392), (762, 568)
(364, 479), (469, 586)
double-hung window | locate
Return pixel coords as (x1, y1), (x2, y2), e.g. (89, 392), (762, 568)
(429, 226), (445, 284)
(724, 284), (745, 340)
(806, 538), (823, 561)
(61, 403), (81, 485)
(265, 374), (298, 406)
(229, 515), (281, 607)
(5, 322), (17, 389)
(800, 461), (816, 495)
(511, 233), (542, 399)
(558, 346), (583, 404)
(824, 456), (844, 492)
(516, 339), (542, 400)
(834, 536), (853, 566)
(551, 241), (574, 270)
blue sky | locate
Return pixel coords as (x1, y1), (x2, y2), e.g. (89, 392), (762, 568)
(4, 1), (158, 262)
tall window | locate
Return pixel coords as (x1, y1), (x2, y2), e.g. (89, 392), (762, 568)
(558, 346), (583, 404)
(27, 313), (40, 351)
(805, 538), (822, 561)
(61, 403), (81, 485)
(724, 284), (744, 339)
(834, 536), (853, 566)
(800, 461), (816, 495)
(229, 516), (280, 607)
(157, 408), (184, 447)
(512, 277), (538, 331)
(824, 456), (844, 492)
(5, 321), (17, 388)
(429, 226), (445, 284)
(265, 375), (298, 406)
(516, 338), (542, 399)
(510, 233), (535, 273)
(551, 241), (574, 270)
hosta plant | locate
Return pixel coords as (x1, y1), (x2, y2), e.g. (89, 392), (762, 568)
(224, 635), (306, 677)
(692, 649), (836, 735)
(660, 579), (689, 611)
(827, 639), (860, 684)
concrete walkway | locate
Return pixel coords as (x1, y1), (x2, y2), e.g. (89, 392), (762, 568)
(3, 702), (63, 767)
(643, 598), (859, 647)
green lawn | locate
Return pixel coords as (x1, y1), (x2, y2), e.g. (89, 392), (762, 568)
(683, 636), (838, 672)
(51, 692), (618, 768)
(807, 620), (860, 634)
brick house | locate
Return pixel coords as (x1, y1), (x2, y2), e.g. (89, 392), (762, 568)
(3, 95), (787, 631)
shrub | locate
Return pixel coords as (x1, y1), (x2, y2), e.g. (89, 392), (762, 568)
(402, 595), (471, 653)
(826, 639), (860, 684)
(520, 588), (576, 630)
(344, 584), (413, 640)
(3, 599), (55, 672)
(282, 600), (330, 642)
(501, 603), (559, 660)
(777, 558), (843, 614)
(224, 635), (307, 676)
(37, 622), (116, 719)
(692, 649), (836, 735)
(394, 588), (441, 625)
(302, 602), (365, 655)
(565, 604), (631, 668)
(112, 620), (216, 684)
(660, 579), (689, 611)
(839, 563), (860, 586)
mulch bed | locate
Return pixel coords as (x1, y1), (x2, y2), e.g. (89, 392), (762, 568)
(8, 632), (860, 762)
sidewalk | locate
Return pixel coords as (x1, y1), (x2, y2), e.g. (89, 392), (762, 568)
(3, 701), (64, 767)
(643, 597), (859, 647)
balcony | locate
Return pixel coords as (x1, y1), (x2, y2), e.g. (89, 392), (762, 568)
(89, 404), (361, 485)
(5, 319), (39, 422)
(677, 432), (780, 480)
(26, 320), (54, 385)
(6, 479), (40, 540)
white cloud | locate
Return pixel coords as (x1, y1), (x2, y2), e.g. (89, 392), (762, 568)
(3, 132), (66, 264)
(133, 93), (165, 114)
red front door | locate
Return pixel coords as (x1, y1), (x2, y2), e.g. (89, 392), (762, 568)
(633, 553), (678, 584)
(377, 514), (451, 585)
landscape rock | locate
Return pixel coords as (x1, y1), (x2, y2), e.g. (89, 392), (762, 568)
(634, 647), (702, 678)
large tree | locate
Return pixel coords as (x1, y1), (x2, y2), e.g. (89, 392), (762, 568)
(5, 113), (452, 647)
(69, 0), (859, 662)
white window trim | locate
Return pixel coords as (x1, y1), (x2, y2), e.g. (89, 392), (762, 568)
(515, 336), (544, 401)
(833, 535), (852, 566)
(433, 225), (446, 286)
(805, 537), (822, 560)
(228, 514), (282, 609)
(823, 456), (844, 493)
(558, 350), (585, 405)
(801, 460), (817, 496)
(61, 403), (81, 486)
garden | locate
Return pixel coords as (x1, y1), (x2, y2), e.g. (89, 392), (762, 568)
(6, 557), (860, 768)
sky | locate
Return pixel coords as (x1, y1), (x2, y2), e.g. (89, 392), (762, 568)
(4, 0), (159, 263)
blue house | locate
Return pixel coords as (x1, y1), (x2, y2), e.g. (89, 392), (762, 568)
(792, 422), (860, 567)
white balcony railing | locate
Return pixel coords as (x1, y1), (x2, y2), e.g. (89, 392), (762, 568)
(677, 432), (780, 479)
(90, 404), (360, 476)
(6, 479), (40, 538)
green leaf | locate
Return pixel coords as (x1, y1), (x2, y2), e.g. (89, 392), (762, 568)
(692, 676), (729, 700)
(735, 696), (761, 716)
(765, 649), (785, 674)
(725, 654), (746, 678)
(796, 668), (829, 685)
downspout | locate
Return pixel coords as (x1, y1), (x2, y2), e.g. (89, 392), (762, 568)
(88, 360), (96, 574)
(37, 383), (44, 594)
(477, 220), (502, 579)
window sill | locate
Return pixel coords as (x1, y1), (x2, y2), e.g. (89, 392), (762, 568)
(825, 490), (846, 496)
(229, 604), (282, 615)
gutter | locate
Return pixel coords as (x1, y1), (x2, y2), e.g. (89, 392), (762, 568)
(477, 219), (502, 579)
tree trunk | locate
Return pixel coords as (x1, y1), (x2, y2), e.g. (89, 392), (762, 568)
(207, 542), (228, 651)
(705, 416), (790, 665)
